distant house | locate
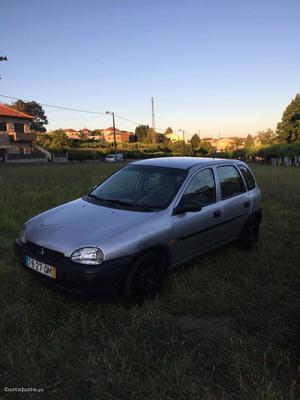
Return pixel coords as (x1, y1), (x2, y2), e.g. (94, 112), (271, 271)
(53, 126), (134, 142)
(81, 128), (93, 137)
(210, 138), (234, 152)
(165, 132), (181, 142)
(102, 127), (134, 143)
(61, 128), (100, 140)
(62, 128), (80, 139)
(0, 104), (36, 159)
(210, 137), (246, 152)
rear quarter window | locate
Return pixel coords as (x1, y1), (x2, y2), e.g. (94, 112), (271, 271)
(239, 165), (256, 190)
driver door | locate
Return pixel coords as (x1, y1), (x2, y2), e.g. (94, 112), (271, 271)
(171, 168), (223, 264)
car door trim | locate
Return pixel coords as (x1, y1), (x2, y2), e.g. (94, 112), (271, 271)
(178, 213), (245, 241)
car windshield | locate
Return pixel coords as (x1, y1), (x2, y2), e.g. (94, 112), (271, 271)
(87, 164), (187, 211)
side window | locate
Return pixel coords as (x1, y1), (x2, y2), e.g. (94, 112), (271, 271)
(217, 166), (245, 199)
(239, 165), (256, 190)
(14, 123), (25, 133)
(183, 168), (216, 206)
(0, 122), (7, 131)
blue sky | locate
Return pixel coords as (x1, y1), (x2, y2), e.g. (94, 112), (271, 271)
(1, 0), (299, 138)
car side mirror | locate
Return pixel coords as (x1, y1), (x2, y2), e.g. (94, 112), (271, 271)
(173, 197), (202, 215)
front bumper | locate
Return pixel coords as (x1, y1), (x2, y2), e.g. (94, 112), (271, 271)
(14, 239), (132, 298)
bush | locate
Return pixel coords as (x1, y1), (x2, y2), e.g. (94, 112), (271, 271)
(256, 142), (300, 159)
(68, 149), (104, 161)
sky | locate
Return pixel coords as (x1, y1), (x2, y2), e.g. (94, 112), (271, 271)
(1, 0), (300, 139)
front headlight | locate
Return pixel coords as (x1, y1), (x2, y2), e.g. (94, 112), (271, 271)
(71, 247), (104, 265)
(19, 226), (27, 244)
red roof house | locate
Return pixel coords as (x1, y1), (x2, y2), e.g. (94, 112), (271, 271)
(0, 103), (37, 160)
(0, 104), (34, 120)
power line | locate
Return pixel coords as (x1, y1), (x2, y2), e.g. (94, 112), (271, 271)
(0, 94), (147, 126)
(0, 93), (184, 136)
(115, 114), (167, 132)
(0, 94), (107, 115)
(114, 114), (143, 125)
(50, 116), (102, 121)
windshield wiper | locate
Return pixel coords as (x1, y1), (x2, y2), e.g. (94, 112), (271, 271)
(103, 198), (134, 207)
(87, 193), (103, 201)
(88, 196), (136, 207)
(87, 195), (158, 212)
(104, 199), (159, 211)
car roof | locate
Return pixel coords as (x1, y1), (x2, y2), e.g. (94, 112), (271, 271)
(132, 157), (242, 170)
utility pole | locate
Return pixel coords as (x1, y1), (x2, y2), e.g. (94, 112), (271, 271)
(106, 111), (117, 161)
(179, 129), (186, 156)
(179, 129), (185, 142)
(151, 97), (155, 131)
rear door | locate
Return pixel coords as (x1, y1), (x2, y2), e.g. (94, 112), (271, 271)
(172, 168), (223, 264)
(216, 165), (251, 241)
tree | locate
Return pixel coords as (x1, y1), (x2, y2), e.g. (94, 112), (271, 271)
(168, 140), (193, 156)
(135, 125), (149, 142)
(37, 129), (69, 152)
(199, 139), (213, 152)
(10, 100), (48, 132)
(0, 56), (7, 79)
(189, 133), (201, 149)
(231, 137), (244, 150)
(276, 93), (300, 143)
(49, 130), (69, 151)
(257, 129), (277, 146)
(164, 127), (173, 136)
(244, 134), (255, 149)
(146, 128), (160, 144)
(160, 127), (172, 144)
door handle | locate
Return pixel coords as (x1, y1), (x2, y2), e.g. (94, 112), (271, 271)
(244, 201), (250, 208)
(213, 210), (221, 218)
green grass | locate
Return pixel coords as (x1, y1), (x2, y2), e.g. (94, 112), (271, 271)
(0, 163), (299, 399)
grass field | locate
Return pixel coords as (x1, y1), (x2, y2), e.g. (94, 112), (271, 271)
(0, 163), (299, 399)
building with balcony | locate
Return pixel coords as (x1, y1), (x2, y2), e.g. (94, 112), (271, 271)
(0, 103), (36, 156)
(0, 104), (48, 162)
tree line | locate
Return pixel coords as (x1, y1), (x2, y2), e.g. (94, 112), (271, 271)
(6, 93), (300, 161)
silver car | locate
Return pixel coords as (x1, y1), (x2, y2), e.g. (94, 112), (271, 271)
(15, 157), (262, 302)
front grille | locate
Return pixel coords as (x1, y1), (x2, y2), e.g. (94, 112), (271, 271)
(25, 242), (64, 263)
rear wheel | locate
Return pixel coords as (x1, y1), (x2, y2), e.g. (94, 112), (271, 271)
(238, 218), (260, 250)
(123, 251), (163, 303)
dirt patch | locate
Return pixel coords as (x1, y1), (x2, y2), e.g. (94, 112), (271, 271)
(176, 316), (236, 339)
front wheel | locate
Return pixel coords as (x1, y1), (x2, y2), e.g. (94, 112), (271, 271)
(238, 219), (260, 250)
(123, 252), (163, 303)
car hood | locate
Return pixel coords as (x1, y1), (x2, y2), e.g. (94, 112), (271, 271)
(25, 198), (158, 257)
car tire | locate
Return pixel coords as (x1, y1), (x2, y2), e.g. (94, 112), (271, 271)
(238, 218), (260, 250)
(123, 251), (163, 304)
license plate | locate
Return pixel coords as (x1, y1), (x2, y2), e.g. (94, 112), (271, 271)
(24, 256), (56, 279)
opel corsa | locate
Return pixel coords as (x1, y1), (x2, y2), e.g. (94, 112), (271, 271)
(15, 157), (262, 302)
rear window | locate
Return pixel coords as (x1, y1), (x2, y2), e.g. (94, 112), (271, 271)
(239, 165), (256, 190)
(217, 165), (245, 199)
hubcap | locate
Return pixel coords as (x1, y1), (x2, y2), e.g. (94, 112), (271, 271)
(136, 265), (159, 298)
(249, 224), (257, 242)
